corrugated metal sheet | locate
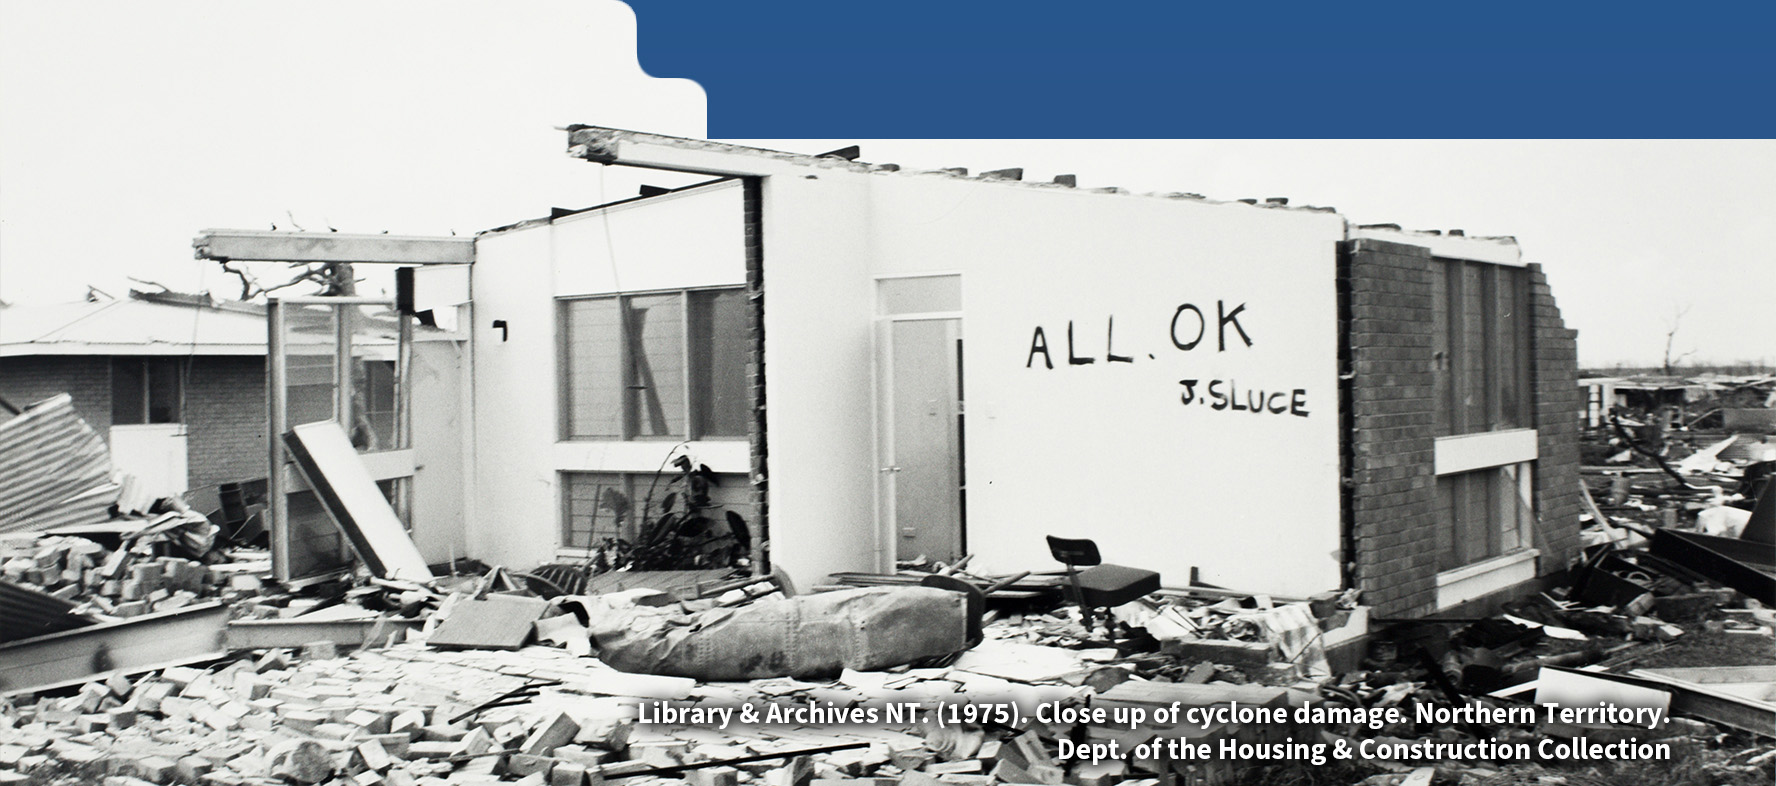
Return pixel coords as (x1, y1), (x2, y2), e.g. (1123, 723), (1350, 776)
(0, 395), (118, 534)
(0, 580), (94, 645)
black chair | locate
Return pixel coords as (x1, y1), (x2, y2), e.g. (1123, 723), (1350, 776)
(1046, 536), (1161, 632)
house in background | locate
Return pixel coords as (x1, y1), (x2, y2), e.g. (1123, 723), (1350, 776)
(0, 289), (403, 510)
(454, 129), (1585, 618)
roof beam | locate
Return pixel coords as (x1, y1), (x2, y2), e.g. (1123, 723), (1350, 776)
(566, 125), (860, 178)
(193, 230), (473, 265)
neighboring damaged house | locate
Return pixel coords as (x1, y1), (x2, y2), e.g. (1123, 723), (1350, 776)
(457, 129), (1584, 618)
(0, 290), (401, 503)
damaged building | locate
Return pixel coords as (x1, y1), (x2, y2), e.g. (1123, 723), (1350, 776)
(426, 129), (1583, 618)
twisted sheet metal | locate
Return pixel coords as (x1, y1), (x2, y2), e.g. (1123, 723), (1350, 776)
(0, 394), (118, 534)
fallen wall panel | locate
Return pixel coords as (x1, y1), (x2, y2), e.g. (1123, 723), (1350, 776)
(283, 422), (432, 582)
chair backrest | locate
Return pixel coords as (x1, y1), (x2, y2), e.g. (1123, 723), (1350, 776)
(1046, 535), (1103, 567)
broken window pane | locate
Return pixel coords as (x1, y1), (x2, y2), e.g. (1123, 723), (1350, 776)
(690, 289), (749, 438)
(625, 293), (686, 438)
(145, 358), (180, 424)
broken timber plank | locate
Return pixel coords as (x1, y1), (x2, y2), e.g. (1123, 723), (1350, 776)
(193, 230), (473, 265)
(283, 422), (433, 582)
(224, 617), (425, 650)
(0, 602), (228, 695)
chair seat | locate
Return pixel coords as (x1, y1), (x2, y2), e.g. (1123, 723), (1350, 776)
(1075, 563), (1161, 607)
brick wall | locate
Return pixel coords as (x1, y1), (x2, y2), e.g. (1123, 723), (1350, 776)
(0, 356), (114, 430)
(743, 177), (769, 570)
(184, 356), (266, 490)
(1340, 239), (1440, 617)
(1527, 264), (1584, 571)
(1, 354), (266, 494)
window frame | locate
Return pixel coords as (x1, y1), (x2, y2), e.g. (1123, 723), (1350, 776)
(1433, 258), (1531, 437)
(557, 285), (748, 442)
(110, 357), (184, 426)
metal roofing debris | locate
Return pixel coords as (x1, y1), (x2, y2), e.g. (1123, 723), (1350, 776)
(0, 395), (117, 535)
(0, 580), (94, 645)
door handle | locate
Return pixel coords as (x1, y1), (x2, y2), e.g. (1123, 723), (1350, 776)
(880, 466), (901, 473)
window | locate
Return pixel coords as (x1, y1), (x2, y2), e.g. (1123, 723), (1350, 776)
(561, 470), (751, 550)
(1434, 463), (1534, 570)
(560, 288), (748, 440)
(111, 358), (182, 424)
(1431, 260), (1530, 436)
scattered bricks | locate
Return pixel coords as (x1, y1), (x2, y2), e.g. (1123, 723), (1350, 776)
(280, 709), (328, 733)
(889, 749), (936, 772)
(256, 649), (293, 673)
(347, 709), (393, 735)
(691, 767), (740, 786)
(135, 681), (174, 713)
(133, 755), (179, 782)
(419, 723), (466, 742)
(491, 721), (528, 748)
(550, 761), (589, 786)
(301, 641), (340, 661)
(765, 756), (814, 786)
(406, 741), (457, 760)
(507, 753), (552, 778)
(357, 740), (393, 772)
(105, 707), (135, 730)
(104, 672), (134, 697)
(363, 732), (411, 759)
(75, 715), (108, 734)
(268, 739), (334, 784)
(390, 709), (427, 738)
(573, 717), (632, 751)
(925, 761), (982, 775)
(452, 726), (496, 757)
(177, 755), (215, 782)
(630, 740), (691, 767)
(521, 712), (581, 756)
(313, 722), (363, 742)
(160, 667), (203, 691)
(596, 761), (655, 777)
(551, 745), (611, 769)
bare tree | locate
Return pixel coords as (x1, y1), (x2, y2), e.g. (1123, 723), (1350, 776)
(219, 261), (359, 301)
(1662, 303), (1696, 376)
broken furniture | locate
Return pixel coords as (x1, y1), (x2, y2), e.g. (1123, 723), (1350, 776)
(1045, 535), (1161, 633)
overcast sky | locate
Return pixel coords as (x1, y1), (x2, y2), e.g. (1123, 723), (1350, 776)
(3, 1), (1771, 368)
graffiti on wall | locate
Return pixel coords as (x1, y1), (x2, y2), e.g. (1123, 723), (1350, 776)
(1024, 300), (1311, 418)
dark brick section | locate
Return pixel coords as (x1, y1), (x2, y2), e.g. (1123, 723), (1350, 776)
(183, 356), (267, 490)
(1526, 264), (1584, 572)
(743, 178), (769, 570)
(1340, 239), (1440, 617)
(0, 356), (113, 430)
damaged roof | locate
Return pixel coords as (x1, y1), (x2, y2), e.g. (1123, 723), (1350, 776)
(557, 126), (1523, 260)
(0, 294), (270, 357)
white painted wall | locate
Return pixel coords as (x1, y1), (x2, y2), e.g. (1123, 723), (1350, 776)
(761, 172), (1347, 596)
(466, 167), (1345, 596)
(468, 180), (746, 569)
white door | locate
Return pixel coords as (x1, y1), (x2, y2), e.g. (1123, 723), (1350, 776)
(108, 424), (188, 497)
(880, 317), (964, 564)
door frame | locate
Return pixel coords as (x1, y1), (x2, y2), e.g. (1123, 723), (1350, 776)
(870, 273), (965, 572)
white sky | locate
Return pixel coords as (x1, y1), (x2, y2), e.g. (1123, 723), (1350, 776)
(3, 2), (1771, 368)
